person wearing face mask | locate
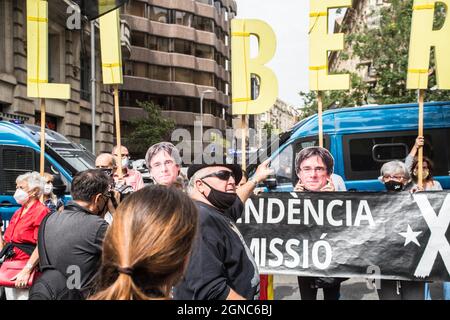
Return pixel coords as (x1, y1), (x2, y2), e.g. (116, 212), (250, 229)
(112, 145), (144, 192)
(377, 160), (425, 300)
(404, 136), (442, 192)
(0, 172), (49, 300)
(41, 173), (64, 213)
(174, 160), (261, 300)
(36, 169), (110, 299)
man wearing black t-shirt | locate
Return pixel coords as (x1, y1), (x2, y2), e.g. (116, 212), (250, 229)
(174, 160), (271, 300)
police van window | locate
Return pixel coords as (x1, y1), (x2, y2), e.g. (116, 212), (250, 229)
(270, 144), (293, 184)
(0, 146), (36, 195)
(343, 129), (450, 180)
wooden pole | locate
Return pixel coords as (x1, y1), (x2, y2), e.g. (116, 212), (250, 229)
(39, 98), (46, 176)
(318, 91), (324, 148)
(241, 115), (247, 171)
(113, 85), (123, 179)
(418, 89), (424, 189)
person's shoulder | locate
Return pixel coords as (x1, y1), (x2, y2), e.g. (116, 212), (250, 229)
(195, 202), (226, 225)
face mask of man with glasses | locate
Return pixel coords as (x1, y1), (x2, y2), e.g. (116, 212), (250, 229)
(192, 166), (239, 212)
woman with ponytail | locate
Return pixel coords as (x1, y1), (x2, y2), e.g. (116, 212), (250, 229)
(90, 185), (198, 300)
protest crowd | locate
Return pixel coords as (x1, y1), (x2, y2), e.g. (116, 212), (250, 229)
(0, 135), (448, 301)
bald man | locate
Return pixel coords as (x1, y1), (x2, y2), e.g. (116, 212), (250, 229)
(111, 145), (144, 191)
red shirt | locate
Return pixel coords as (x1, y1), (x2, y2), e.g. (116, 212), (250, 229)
(4, 200), (50, 261)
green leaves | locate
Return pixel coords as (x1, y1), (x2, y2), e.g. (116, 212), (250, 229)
(125, 101), (175, 156)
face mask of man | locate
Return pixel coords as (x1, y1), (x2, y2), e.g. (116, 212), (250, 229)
(44, 183), (53, 195)
(14, 189), (30, 205)
(121, 157), (129, 169)
(201, 180), (237, 212)
(384, 180), (404, 192)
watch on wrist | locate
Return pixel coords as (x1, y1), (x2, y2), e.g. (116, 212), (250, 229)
(249, 177), (259, 187)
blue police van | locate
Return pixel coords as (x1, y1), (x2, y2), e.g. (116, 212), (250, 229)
(0, 120), (95, 230)
(253, 101), (450, 192)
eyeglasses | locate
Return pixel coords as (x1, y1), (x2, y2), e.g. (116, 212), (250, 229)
(299, 166), (327, 174)
(113, 154), (129, 158)
(201, 170), (235, 181)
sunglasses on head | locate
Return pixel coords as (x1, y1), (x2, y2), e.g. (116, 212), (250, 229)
(201, 170), (235, 181)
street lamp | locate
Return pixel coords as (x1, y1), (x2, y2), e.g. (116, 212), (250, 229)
(200, 89), (214, 147)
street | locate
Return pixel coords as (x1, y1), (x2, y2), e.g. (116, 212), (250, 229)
(273, 275), (446, 300)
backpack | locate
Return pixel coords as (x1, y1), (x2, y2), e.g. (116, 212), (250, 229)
(28, 212), (83, 300)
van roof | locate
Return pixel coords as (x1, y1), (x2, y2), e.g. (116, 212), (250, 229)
(291, 100), (450, 138)
(0, 121), (82, 150)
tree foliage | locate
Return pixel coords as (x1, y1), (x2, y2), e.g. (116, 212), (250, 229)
(124, 101), (175, 156)
(299, 0), (450, 118)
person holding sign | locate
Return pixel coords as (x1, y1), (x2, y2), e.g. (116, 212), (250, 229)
(293, 147), (346, 300)
(377, 161), (425, 300)
(405, 136), (442, 192)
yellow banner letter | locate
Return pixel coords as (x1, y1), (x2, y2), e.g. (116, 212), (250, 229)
(309, 0), (351, 91)
(231, 19), (278, 115)
(26, 0), (70, 99)
(99, 8), (123, 84)
(407, 0), (450, 89)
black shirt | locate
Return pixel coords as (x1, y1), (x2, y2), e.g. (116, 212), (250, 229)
(43, 202), (108, 297)
(174, 199), (260, 300)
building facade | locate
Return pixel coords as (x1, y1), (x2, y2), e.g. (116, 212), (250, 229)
(119, 0), (236, 149)
(328, 0), (390, 86)
(0, 0), (117, 154)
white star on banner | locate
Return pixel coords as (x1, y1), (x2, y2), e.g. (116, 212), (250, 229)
(399, 225), (422, 247)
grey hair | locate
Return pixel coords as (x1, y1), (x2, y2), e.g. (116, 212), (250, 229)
(16, 171), (45, 196)
(145, 142), (182, 169)
(379, 160), (410, 181)
(187, 167), (210, 195)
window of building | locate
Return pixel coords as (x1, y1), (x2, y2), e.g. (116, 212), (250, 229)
(196, 0), (213, 5)
(124, 61), (133, 76)
(131, 31), (146, 47)
(79, 123), (93, 152)
(48, 32), (62, 83)
(148, 35), (169, 52)
(149, 6), (169, 23)
(192, 16), (214, 33)
(126, 0), (147, 17)
(195, 44), (214, 59)
(214, 0), (222, 12)
(80, 54), (91, 101)
(174, 39), (194, 55)
(174, 68), (194, 83)
(175, 11), (192, 27)
(195, 72), (213, 86)
(0, 1), (13, 74)
(149, 64), (171, 81)
(133, 62), (148, 78)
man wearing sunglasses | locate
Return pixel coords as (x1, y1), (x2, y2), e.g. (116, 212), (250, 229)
(174, 158), (273, 301)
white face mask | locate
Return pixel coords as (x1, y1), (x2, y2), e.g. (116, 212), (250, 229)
(14, 189), (30, 205)
(44, 183), (53, 195)
(121, 157), (129, 168)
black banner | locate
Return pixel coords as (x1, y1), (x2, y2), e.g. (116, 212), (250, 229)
(72, 0), (128, 20)
(236, 191), (450, 281)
